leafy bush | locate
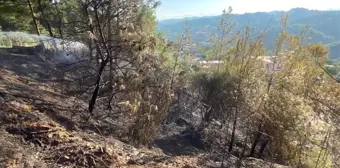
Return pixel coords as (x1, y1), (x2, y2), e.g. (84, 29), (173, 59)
(182, 15), (340, 168)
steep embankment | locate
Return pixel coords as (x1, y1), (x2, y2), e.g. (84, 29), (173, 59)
(0, 47), (290, 167)
(0, 48), (190, 167)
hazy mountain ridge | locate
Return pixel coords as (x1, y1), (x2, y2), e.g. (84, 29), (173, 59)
(158, 8), (340, 59)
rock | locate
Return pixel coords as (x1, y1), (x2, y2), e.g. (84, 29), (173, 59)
(205, 160), (222, 168)
(211, 119), (222, 127)
(131, 147), (139, 156)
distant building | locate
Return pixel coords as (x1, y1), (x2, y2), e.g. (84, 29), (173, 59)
(197, 60), (224, 68)
(193, 55), (283, 74)
(256, 56), (281, 75)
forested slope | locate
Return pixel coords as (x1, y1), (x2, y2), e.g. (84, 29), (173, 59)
(158, 8), (340, 59)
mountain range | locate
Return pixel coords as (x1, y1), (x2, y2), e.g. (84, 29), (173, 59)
(157, 8), (340, 60)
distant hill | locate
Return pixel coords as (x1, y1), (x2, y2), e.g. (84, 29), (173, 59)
(158, 8), (340, 60)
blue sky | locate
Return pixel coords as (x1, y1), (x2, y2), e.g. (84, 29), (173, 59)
(156, 0), (340, 20)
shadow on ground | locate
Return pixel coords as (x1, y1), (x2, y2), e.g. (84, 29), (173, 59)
(154, 130), (207, 156)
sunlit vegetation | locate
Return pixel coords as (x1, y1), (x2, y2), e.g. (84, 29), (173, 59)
(0, 1), (340, 167)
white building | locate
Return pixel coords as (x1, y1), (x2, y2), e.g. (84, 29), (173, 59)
(194, 56), (281, 72)
(257, 56), (281, 75)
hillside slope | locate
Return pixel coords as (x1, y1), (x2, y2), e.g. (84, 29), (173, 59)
(158, 8), (340, 59)
(0, 47), (291, 167)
